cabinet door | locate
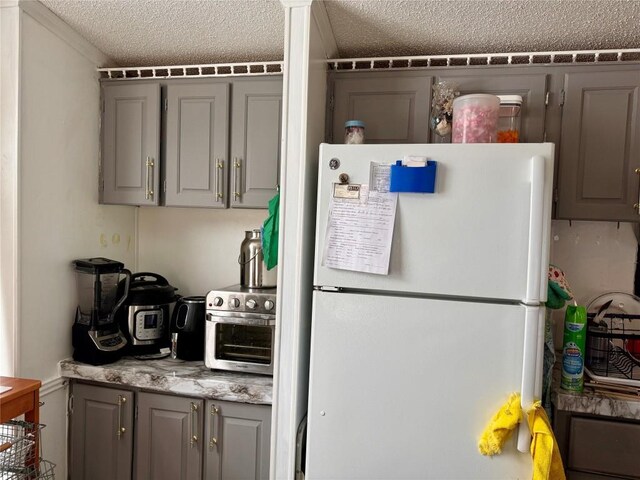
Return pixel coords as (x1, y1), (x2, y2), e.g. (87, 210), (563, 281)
(435, 70), (548, 143)
(102, 83), (160, 205)
(332, 74), (432, 144)
(165, 82), (230, 208)
(69, 383), (133, 480)
(230, 79), (283, 208)
(567, 416), (640, 478)
(135, 392), (203, 480)
(204, 400), (271, 480)
(557, 70), (640, 221)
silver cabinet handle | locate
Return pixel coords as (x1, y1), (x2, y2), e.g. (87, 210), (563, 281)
(145, 156), (155, 200)
(216, 159), (225, 202)
(634, 168), (640, 214)
(190, 402), (199, 447)
(209, 404), (219, 449)
(117, 395), (126, 438)
(233, 157), (242, 200)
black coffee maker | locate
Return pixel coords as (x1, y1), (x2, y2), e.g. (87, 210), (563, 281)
(72, 258), (131, 365)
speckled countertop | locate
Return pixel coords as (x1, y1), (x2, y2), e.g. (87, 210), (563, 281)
(552, 360), (640, 420)
(59, 357), (272, 405)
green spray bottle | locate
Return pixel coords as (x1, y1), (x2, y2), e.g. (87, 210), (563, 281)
(561, 304), (588, 392)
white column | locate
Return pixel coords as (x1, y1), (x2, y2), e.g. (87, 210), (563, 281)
(271, 1), (337, 478)
(0, 0), (21, 377)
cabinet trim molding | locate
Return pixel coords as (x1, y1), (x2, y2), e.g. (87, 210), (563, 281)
(327, 49), (640, 71)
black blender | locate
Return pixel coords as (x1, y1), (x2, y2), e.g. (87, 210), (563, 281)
(72, 258), (131, 365)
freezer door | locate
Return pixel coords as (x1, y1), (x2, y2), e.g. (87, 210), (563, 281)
(314, 143), (554, 303)
(306, 291), (535, 479)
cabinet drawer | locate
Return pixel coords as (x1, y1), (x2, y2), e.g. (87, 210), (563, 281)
(567, 470), (624, 480)
(568, 416), (640, 478)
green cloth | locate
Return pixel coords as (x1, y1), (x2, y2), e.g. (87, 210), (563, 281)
(262, 192), (280, 270)
(546, 264), (573, 310)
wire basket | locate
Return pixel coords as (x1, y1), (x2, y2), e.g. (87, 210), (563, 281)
(585, 311), (640, 386)
(0, 421), (55, 480)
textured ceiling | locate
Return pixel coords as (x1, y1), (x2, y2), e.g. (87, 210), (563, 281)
(326, 0), (640, 58)
(38, 0), (640, 67)
(38, 0), (286, 66)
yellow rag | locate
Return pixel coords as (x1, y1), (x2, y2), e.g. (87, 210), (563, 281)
(478, 392), (522, 456)
(527, 401), (566, 480)
(478, 393), (566, 480)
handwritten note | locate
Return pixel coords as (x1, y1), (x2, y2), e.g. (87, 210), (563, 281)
(322, 186), (398, 275)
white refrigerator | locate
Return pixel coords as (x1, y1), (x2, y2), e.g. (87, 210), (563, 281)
(305, 143), (554, 479)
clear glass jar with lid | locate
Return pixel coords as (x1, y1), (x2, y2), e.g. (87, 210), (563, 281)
(344, 120), (365, 144)
(497, 95), (522, 143)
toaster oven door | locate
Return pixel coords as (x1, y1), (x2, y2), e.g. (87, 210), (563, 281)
(205, 314), (275, 375)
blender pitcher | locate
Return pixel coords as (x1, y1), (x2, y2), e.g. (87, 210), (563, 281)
(74, 258), (131, 327)
(72, 257), (131, 365)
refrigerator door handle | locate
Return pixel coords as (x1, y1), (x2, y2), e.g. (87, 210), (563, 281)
(517, 305), (542, 453)
(525, 155), (546, 305)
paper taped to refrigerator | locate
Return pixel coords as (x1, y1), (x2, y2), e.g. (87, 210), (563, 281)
(322, 187), (398, 275)
(369, 162), (391, 192)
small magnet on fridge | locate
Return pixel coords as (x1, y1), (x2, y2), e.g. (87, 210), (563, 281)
(338, 173), (349, 184)
(329, 158), (340, 170)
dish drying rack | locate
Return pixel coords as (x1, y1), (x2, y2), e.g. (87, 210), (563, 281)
(585, 311), (640, 392)
(0, 420), (55, 479)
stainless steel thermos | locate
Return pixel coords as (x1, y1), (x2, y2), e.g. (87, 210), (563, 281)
(239, 229), (277, 289)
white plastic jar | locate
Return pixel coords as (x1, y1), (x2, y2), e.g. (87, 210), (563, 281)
(451, 94), (500, 143)
(497, 95), (523, 143)
(344, 120), (365, 144)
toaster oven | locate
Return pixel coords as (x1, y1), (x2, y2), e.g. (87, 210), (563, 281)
(205, 286), (276, 375)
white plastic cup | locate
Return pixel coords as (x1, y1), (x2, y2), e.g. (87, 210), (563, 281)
(452, 94), (500, 143)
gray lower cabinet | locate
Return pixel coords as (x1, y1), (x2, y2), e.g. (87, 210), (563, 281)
(69, 383), (134, 480)
(164, 82), (229, 208)
(69, 382), (272, 480)
(230, 78), (283, 208)
(555, 409), (640, 479)
(556, 70), (640, 221)
(330, 72), (432, 144)
(102, 82), (161, 206)
(204, 400), (271, 480)
(135, 392), (203, 480)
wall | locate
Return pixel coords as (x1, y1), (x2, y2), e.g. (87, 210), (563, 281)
(549, 220), (637, 348)
(136, 207), (269, 294)
(7, 4), (137, 478)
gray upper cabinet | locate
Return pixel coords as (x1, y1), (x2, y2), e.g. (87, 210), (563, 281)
(230, 79), (283, 208)
(135, 392), (203, 480)
(101, 77), (281, 209)
(556, 70), (640, 221)
(102, 82), (160, 206)
(164, 82), (229, 208)
(434, 70), (548, 143)
(204, 400), (271, 480)
(70, 383), (134, 480)
(331, 73), (432, 144)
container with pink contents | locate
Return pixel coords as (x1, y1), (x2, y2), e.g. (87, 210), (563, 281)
(451, 94), (500, 143)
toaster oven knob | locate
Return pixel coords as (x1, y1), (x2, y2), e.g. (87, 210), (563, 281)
(264, 300), (275, 311)
(246, 299), (257, 310)
(212, 297), (223, 307)
(229, 297), (240, 308)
